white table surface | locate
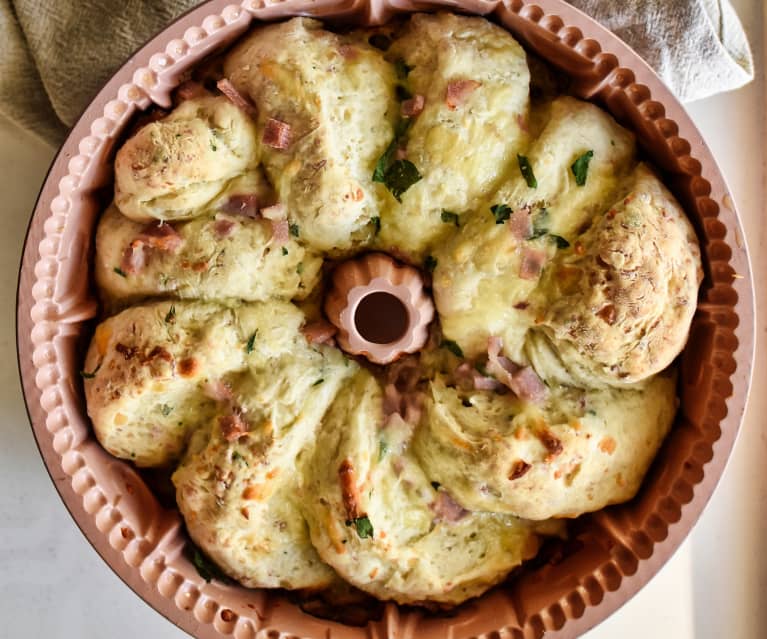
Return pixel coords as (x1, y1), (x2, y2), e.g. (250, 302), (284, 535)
(1, 2), (765, 637)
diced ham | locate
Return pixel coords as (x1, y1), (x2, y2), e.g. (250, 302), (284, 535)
(175, 80), (208, 101)
(220, 193), (260, 218)
(216, 78), (257, 119)
(519, 247), (547, 280)
(509, 366), (548, 403)
(262, 118), (292, 150)
(508, 207), (532, 240)
(213, 216), (236, 239)
(383, 356), (423, 424)
(401, 94), (425, 118)
(473, 374), (502, 391)
(338, 458), (362, 520)
(120, 241), (146, 275)
(486, 336), (547, 403)
(445, 79), (481, 109)
(454, 362), (501, 392)
(137, 222), (183, 252)
(302, 320), (337, 345)
(431, 490), (469, 523)
(219, 411), (248, 441)
(259, 203), (286, 220)
(338, 44), (359, 60)
(270, 218), (290, 245)
(204, 379), (233, 402)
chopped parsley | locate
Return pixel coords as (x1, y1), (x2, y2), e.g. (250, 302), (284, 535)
(79, 364), (101, 379)
(529, 208), (550, 239)
(245, 331), (257, 354)
(440, 210), (460, 226)
(160, 404), (173, 417)
(232, 450), (249, 466)
(381, 159), (421, 202)
(281, 246), (288, 256)
(312, 378), (324, 386)
(368, 34), (392, 51)
(571, 150), (594, 186)
(190, 546), (233, 584)
(431, 481), (441, 490)
(373, 120), (420, 201)
(113, 267), (127, 278)
(164, 304), (176, 324)
(210, 141), (217, 152)
(441, 339), (464, 358)
(550, 234), (570, 249)
(490, 203), (512, 225)
(424, 255), (438, 272)
(296, 262), (304, 275)
(348, 515), (374, 539)
(372, 216), (381, 235)
(289, 223), (300, 237)
(378, 440), (389, 461)
(517, 154), (538, 189)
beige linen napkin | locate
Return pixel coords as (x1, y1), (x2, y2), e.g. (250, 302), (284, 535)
(0, 0), (754, 146)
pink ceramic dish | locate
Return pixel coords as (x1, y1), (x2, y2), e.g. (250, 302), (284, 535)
(17, 1), (755, 638)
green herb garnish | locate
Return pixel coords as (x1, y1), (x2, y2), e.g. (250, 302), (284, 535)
(245, 332), (257, 354)
(164, 305), (176, 324)
(160, 404), (173, 416)
(424, 255), (437, 272)
(289, 223), (300, 237)
(312, 378), (324, 386)
(441, 339), (464, 358)
(372, 216), (381, 235)
(79, 364), (101, 379)
(441, 210), (460, 226)
(190, 546), (233, 584)
(113, 267), (127, 278)
(232, 450), (249, 466)
(490, 203), (512, 225)
(296, 262), (304, 275)
(550, 234), (570, 249)
(517, 154), (538, 189)
(529, 208), (550, 239)
(373, 120), (420, 201)
(571, 150), (594, 186)
(210, 141), (217, 152)
(378, 440), (389, 461)
(281, 246), (288, 256)
(381, 160), (421, 202)
(350, 515), (374, 539)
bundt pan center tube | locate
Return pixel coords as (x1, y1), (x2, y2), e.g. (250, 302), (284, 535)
(16, 1), (754, 639)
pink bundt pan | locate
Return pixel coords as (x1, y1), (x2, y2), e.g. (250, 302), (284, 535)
(16, 1), (755, 638)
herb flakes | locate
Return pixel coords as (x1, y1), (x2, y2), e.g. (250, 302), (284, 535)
(441, 339), (464, 358)
(113, 267), (127, 278)
(490, 203), (512, 225)
(289, 223), (300, 238)
(245, 331), (257, 354)
(79, 364), (101, 379)
(517, 154), (538, 189)
(164, 304), (176, 324)
(571, 150), (594, 186)
(348, 515), (374, 539)
(441, 210), (460, 226)
(424, 255), (438, 272)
